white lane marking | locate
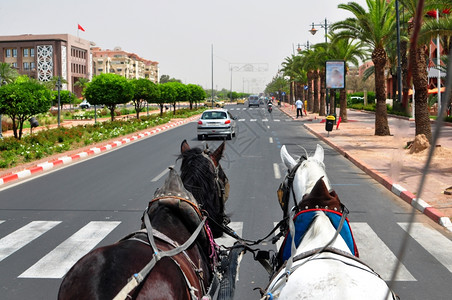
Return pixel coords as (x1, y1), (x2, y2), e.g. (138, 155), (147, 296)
(262, 119), (268, 122)
(274, 222), (283, 250)
(0, 221), (61, 262)
(398, 222), (452, 273)
(215, 222), (243, 248)
(0, 220), (4, 225)
(250, 119), (257, 122)
(351, 222), (415, 281)
(151, 165), (175, 182)
(274, 119), (280, 122)
(19, 221), (120, 279)
(273, 163), (281, 179)
(269, 137), (274, 144)
(238, 119), (246, 122)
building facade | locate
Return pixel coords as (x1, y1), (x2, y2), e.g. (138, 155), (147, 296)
(91, 47), (159, 83)
(0, 34), (92, 97)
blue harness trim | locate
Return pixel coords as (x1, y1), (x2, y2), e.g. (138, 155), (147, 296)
(280, 209), (358, 262)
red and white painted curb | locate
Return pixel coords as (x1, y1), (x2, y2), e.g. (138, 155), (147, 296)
(0, 116), (199, 186)
(303, 124), (452, 232)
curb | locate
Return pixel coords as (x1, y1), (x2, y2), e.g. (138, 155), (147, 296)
(278, 107), (452, 232)
(0, 116), (199, 186)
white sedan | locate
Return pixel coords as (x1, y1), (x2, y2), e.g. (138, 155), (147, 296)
(197, 109), (237, 140)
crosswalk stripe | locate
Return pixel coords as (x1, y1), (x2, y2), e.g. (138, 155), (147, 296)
(350, 222), (415, 281)
(19, 221), (120, 279)
(398, 222), (452, 273)
(2, 220), (450, 281)
(0, 221), (61, 263)
(215, 222), (243, 248)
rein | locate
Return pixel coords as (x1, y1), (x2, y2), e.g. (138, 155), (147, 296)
(113, 193), (221, 300)
(113, 212), (208, 300)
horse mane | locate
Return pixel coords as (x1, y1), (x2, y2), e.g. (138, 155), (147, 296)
(178, 147), (224, 236)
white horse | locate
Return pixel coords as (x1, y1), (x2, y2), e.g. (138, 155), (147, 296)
(264, 144), (397, 300)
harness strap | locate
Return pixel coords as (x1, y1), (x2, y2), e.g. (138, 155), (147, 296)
(113, 214), (207, 300)
(266, 246), (398, 300)
(266, 207), (349, 293)
(168, 256), (199, 300)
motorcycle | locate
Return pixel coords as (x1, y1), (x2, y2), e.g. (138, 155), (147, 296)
(268, 102), (273, 113)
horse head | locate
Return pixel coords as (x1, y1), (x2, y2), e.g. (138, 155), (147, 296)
(280, 144), (332, 211)
(179, 140), (229, 238)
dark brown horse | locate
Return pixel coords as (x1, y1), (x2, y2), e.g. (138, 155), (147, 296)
(58, 140), (229, 300)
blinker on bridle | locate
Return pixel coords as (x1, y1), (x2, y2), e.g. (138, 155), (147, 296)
(277, 155), (307, 219)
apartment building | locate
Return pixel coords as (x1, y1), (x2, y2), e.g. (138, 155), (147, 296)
(0, 34), (92, 97)
(91, 47), (159, 83)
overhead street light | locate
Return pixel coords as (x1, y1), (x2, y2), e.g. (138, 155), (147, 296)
(309, 18), (332, 114)
(309, 18), (329, 43)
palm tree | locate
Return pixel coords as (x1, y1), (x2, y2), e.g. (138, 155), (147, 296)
(299, 48), (318, 112)
(282, 54), (308, 105)
(310, 42), (331, 116)
(281, 55), (298, 105)
(328, 35), (368, 121)
(332, 0), (396, 136)
(0, 62), (18, 86)
(398, 0), (435, 143)
(74, 77), (90, 98)
(419, 10), (452, 113)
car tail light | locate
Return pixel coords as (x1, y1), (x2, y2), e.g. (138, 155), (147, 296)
(224, 120), (231, 124)
(198, 120), (203, 124)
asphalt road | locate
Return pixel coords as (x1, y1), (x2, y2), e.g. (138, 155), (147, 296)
(0, 104), (451, 299)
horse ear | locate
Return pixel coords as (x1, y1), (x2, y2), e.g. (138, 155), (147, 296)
(211, 141), (225, 164)
(313, 144), (324, 162)
(281, 145), (297, 170)
(181, 139), (190, 153)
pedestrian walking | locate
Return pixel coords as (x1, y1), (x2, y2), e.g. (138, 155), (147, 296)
(295, 99), (303, 118)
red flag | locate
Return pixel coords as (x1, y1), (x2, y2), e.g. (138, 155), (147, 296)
(78, 24), (85, 32)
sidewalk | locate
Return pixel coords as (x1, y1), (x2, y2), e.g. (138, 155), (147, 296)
(278, 103), (452, 232)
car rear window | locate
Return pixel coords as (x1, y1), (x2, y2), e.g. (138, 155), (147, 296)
(202, 111), (227, 119)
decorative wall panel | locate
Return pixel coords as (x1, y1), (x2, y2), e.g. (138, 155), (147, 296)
(37, 45), (53, 82)
(61, 45), (67, 89)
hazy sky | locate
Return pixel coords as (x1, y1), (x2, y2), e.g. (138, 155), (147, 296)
(1, 0), (367, 93)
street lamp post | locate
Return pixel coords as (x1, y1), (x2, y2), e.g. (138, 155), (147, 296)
(309, 18), (329, 43)
(56, 76), (62, 127)
(309, 18), (330, 114)
(296, 41), (310, 53)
